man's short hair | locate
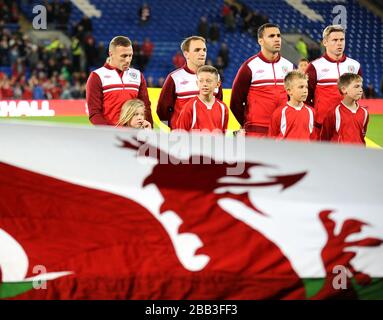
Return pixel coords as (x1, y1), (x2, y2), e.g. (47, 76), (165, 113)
(322, 25), (345, 40)
(337, 73), (363, 94)
(196, 65), (219, 79)
(257, 23), (280, 39)
(284, 70), (308, 90)
(109, 36), (132, 51)
(180, 36), (206, 53)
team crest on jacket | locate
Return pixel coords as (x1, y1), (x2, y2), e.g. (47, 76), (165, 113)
(129, 72), (138, 79)
(282, 66), (289, 74)
(348, 65), (356, 73)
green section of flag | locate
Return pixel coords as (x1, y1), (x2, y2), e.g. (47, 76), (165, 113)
(302, 278), (325, 298)
(353, 278), (383, 300)
(1, 278), (382, 299)
(303, 278), (383, 299)
(0, 282), (35, 299)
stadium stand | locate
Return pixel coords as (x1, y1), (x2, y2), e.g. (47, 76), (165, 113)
(3, 0), (382, 95)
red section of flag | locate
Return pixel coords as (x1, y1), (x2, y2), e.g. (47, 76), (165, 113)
(0, 162), (184, 299)
(0, 161), (306, 299)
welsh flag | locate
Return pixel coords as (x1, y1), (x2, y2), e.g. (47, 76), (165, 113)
(0, 122), (382, 299)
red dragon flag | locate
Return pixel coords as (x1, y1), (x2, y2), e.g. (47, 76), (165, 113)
(0, 122), (382, 299)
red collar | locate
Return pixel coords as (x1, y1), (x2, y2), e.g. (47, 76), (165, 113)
(287, 102), (305, 110)
(323, 53), (347, 63)
(340, 101), (359, 112)
(104, 63), (127, 74)
(258, 51), (281, 63)
(183, 64), (196, 74)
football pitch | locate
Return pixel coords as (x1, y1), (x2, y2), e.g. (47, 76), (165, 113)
(1, 114), (382, 147)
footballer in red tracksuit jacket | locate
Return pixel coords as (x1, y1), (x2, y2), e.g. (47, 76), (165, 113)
(86, 63), (152, 126)
(306, 53), (362, 129)
(230, 52), (294, 136)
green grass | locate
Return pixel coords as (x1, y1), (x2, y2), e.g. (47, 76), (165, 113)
(1, 115), (382, 147)
(0, 116), (91, 125)
(366, 114), (383, 147)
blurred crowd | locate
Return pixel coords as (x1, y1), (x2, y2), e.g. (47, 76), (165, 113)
(221, 0), (270, 37)
(0, 25), (89, 99)
(0, 0), (157, 100)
